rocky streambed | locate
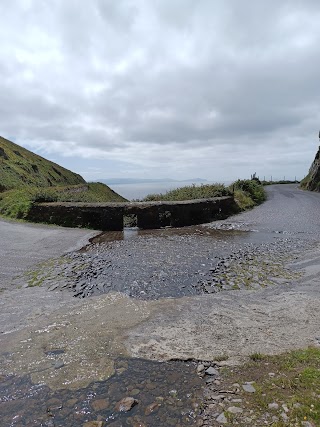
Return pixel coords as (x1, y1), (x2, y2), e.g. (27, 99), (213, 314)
(20, 226), (311, 300)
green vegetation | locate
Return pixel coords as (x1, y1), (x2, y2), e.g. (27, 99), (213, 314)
(142, 179), (266, 211)
(0, 183), (126, 219)
(224, 347), (320, 426)
(300, 172), (320, 192)
(0, 136), (126, 220)
(143, 183), (231, 201)
(0, 135), (85, 190)
(300, 147), (320, 192)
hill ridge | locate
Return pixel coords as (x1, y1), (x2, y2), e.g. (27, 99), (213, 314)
(0, 135), (85, 191)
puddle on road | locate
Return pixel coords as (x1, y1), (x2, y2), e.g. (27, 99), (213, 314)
(89, 224), (282, 247)
(1, 358), (203, 426)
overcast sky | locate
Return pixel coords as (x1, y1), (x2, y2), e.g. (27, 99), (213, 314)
(1, 0), (320, 182)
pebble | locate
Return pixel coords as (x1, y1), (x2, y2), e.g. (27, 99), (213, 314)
(205, 367), (220, 376)
(242, 383), (256, 393)
(91, 399), (109, 411)
(115, 396), (138, 412)
(227, 406), (243, 414)
(54, 360), (65, 370)
(197, 364), (205, 373)
(83, 422), (104, 427)
(268, 402), (279, 410)
(144, 402), (160, 416)
(216, 412), (228, 424)
(280, 412), (289, 422)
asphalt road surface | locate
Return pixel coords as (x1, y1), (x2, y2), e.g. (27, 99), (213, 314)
(218, 183), (320, 236)
(0, 218), (98, 287)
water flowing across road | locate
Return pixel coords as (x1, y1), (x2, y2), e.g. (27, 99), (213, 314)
(1, 184), (320, 426)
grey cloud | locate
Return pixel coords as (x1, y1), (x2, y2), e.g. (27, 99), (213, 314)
(0, 0), (319, 180)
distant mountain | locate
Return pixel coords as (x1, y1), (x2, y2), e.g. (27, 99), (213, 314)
(100, 178), (208, 185)
(0, 136), (85, 191)
(300, 146), (320, 191)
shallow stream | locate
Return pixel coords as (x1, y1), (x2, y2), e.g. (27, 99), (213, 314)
(1, 358), (203, 427)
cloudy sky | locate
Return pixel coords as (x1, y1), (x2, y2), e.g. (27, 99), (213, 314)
(1, 0), (320, 182)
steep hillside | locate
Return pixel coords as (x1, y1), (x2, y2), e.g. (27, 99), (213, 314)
(300, 146), (320, 191)
(0, 136), (126, 219)
(0, 136), (85, 191)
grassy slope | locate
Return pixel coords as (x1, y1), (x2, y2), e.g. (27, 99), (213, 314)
(0, 136), (126, 219)
(0, 136), (85, 190)
(219, 347), (320, 426)
(142, 179), (266, 211)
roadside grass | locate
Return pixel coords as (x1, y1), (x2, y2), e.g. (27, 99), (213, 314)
(222, 347), (320, 426)
(249, 352), (265, 361)
(142, 183), (232, 201)
(142, 179), (266, 211)
(0, 183), (127, 219)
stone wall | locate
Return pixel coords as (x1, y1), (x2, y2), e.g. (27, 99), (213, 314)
(26, 196), (239, 231)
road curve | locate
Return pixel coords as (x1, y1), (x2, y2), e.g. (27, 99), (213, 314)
(222, 184), (320, 236)
(0, 217), (98, 288)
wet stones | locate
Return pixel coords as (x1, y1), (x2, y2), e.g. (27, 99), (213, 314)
(114, 396), (138, 412)
(83, 422), (104, 427)
(144, 401), (160, 415)
(0, 358), (204, 427)
(197, 237), (308, 295)
(91, 399), (110, 411)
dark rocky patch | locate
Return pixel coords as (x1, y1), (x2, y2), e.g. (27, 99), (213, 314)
(0, 147), (8, 160)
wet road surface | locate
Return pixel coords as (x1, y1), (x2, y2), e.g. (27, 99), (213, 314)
(0, 217), (98, 289)
(1, 184), (320, 426)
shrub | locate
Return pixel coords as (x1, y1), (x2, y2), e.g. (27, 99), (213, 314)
(232, 179), (266, 204)
(143, 183), (232, 201)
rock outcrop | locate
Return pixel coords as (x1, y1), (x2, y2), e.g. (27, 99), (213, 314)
(300, 146), (320, 191)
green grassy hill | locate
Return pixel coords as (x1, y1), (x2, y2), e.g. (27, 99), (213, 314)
(0, 136), (85, 190)
(0, 136), (126, 219)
